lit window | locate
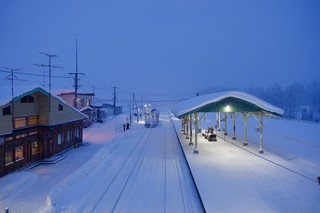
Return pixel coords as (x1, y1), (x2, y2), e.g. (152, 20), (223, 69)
(5, 136), (13, 142)
(15, 133), (27, 139)
(15, 146), (24, 161)
(32, 142), (39, 155)
(28, 116), (38, 126)
(5, 150), (14, 165)
(29, 131), (38, 136)
(14, 117), (27, 128)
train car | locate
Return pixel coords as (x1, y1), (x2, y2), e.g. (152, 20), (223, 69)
(145, 108), (160, 128)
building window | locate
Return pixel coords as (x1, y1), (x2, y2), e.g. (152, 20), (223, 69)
(74, 128), (80, 138)
(5, 150), (14, 165)
(5, 136), (13, 142)
(67, 131), (71, 142)
(59, 104), (63, 111)
(29, 131), (38, 136)
(28, 116), (38, 126)
(21, 95), (34, 103)
(3, 106), (11, 115)
(31, 142), (39, 155)
(58, 133), (62, 145)
(58, 132), (65, 145)
(15, 133), (28, 140)
(15, 146), (24, 161)
(14, 117), (27, 128)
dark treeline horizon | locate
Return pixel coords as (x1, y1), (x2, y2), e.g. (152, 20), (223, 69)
(199, 81), (320, 123)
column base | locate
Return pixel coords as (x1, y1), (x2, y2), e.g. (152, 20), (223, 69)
(259, 148), (264, 154)
(232, 136), (236, 140)
(224, 132), (228, 135)
(193, 149), (199, 154)
(243, 143), (248, 146)
(189, 142), (193, 146)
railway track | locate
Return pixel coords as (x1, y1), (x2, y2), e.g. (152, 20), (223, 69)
(89, 113), (204, 212)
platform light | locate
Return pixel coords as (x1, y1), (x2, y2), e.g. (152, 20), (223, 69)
(225, 105), (231, 112)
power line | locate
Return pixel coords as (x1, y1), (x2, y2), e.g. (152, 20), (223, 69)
(0, 70), (72, 79)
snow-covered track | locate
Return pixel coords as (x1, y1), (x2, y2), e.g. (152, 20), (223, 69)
(91, 129), (153, 212)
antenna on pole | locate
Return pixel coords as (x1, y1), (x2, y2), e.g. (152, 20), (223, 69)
(69, 38), (85, 109)
(34, 52), (62, 111)
(2, 67), (23, 98)
(1, 67), (26, 128)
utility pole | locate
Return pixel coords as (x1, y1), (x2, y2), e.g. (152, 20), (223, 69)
(111, 86), (119, 115)
(34, 52), (62, 111)
(2, 67), (25, 128)
(132, 93), (139, 122)
(69, 38), (84, 109)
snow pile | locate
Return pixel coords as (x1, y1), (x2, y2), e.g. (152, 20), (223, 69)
(42, 138), (123, 212)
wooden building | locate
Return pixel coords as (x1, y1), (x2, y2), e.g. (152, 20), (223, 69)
(0, 87), (87, 177)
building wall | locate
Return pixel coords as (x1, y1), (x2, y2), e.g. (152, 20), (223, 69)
(58, 93), (93, 110)
(0, 103), (13, 135)
(1, 121), (83, 177)
(0, 88), (86, 177)
(49, 97), (87, 124)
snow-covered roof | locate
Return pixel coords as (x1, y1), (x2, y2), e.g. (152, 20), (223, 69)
(0, 85), (50, 106)
(0, 85), (88, 119)
(79, 106), (93, 112)
(53, 89), (95, 96)
(171, 91), (284, 118)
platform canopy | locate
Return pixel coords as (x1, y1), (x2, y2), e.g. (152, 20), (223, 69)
(172, 91), (284, 118)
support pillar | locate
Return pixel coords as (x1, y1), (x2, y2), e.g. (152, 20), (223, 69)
(185, 116), (189, 139)
(181, 119), (184, 132)
(189, 114), (193, 145)
(232, 112), (236, 140)
(224, 112), (227, 135)
(193, 112), (199, 154)
(217, 112), (221, 131)
(258, 112), (264, 154)
(243, 113), (248, 146)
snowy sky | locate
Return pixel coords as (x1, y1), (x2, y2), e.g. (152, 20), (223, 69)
(0, 0), (319, 100)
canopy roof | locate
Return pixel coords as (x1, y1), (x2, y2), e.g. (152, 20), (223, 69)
(172, 91), (284, 118)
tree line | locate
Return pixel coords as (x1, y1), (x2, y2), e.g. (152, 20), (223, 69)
(199, 81), (320, 123)
(243, 82), (320, 122)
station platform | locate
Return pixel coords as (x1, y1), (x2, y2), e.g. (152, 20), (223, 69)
(170, 114), (320, 213)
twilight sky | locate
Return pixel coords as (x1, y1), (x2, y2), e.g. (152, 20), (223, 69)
(0, 0), (319, 101)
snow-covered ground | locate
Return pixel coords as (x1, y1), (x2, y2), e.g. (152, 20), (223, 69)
(1, 108), (320, 212)
(0, 112), (203, 212)
(171, 112), (320, 212)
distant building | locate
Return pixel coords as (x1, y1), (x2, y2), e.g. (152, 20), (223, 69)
(55, 89), (95, 126)
(0, 87), (87, 177)
(102, 103), (122, 116)
(54, 89), (95, 110)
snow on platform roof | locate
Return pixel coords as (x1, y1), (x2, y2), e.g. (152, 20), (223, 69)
(172, 91), (284, 118)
